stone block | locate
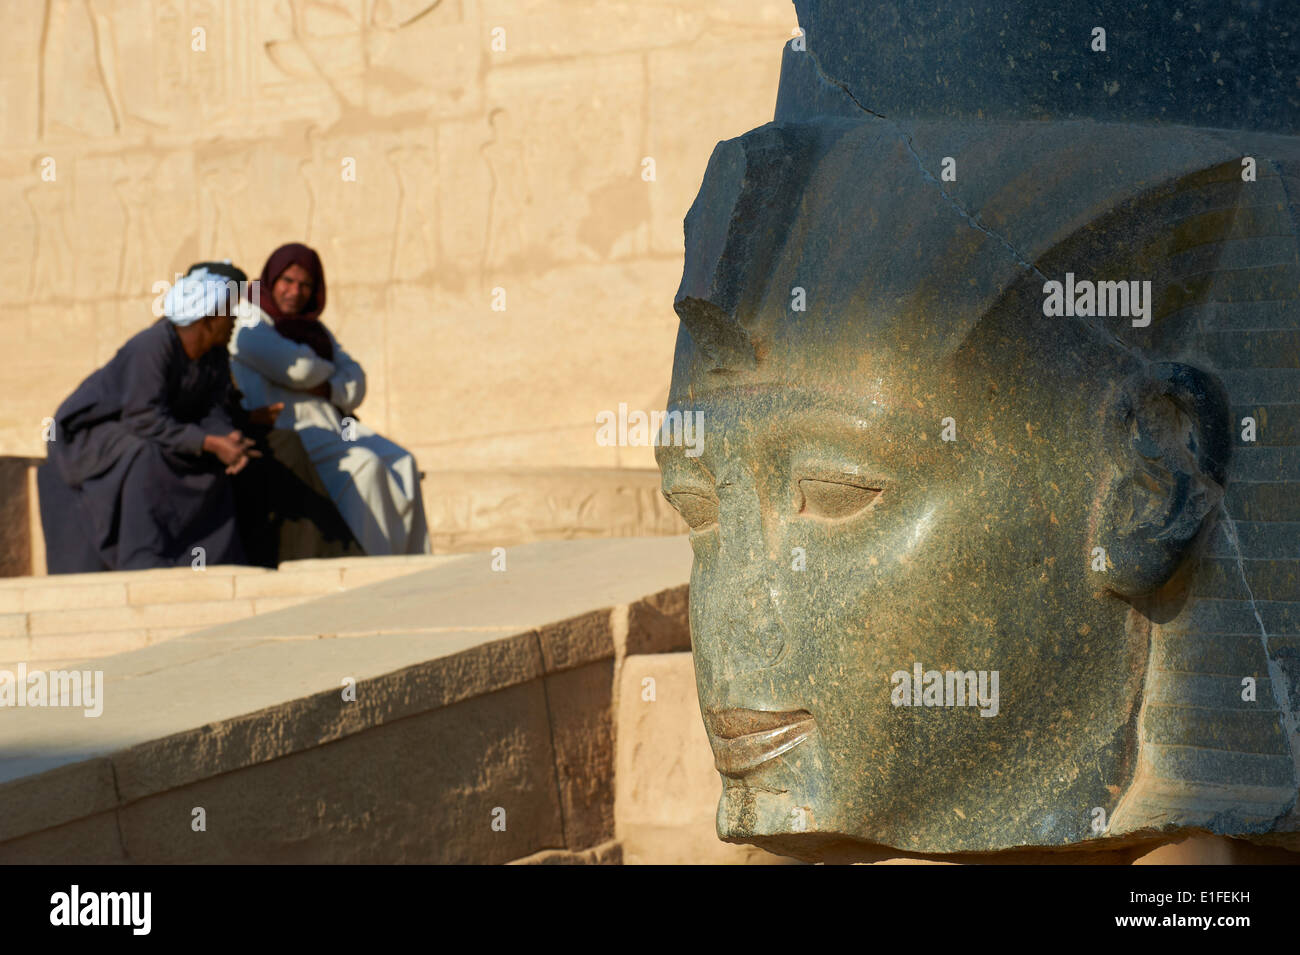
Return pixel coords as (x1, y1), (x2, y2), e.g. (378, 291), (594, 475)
(479, 2), (704, 60)
(21, 581), (129, 612)
(0, 758), (117, 844)
(0, 456), (33, 577)
(108, 630), (547, 802)
(127, 574), (237, 605)
(386, 264), (681, 473)
(338, 559), (460, 589)
(0, 538), (694, 862)
(234, 569), (344, 599)
(0, 635), (30, 665)
(542, 660), (615, 849)
(614, 652), (795, 863)
(0, 811), (124, 864)
(362, 3), (481, 118)
(482, 56), (648, 269)
(626, 584), (690, 655)
(145, 627), (194, 645)
(1133, 834), (1300, 864)
(27, 629), (149, 662)
(509, 840), (623, 865)
(419, 469), (683, 552)
(536, 608), (615, 673)
(29, 599), (255, 636)
(116, 681), (565, 863)
(250, 596), (318, 616)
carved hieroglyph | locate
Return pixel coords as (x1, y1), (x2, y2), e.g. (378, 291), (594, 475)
(0, 1), (794, 477)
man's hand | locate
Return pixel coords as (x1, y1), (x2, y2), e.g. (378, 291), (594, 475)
(247, 402), (284, 428)
(203, 430), (262, 475)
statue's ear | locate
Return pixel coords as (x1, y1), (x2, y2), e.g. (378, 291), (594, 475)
(1090, 362), (1231, 598)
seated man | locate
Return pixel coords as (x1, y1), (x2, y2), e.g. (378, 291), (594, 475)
(161, 264), (364, 568)
(230, 242), (431, 556)
(38, 263), (258, 572)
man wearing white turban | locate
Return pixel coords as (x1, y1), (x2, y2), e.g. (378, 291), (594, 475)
(37, 262), (262, 572)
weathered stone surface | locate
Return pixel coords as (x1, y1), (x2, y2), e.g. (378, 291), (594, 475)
(508, 840), (623, 865)
(107, 632), (547, 805)
(0, 457), (34, 577)
(27, 629), (151, 665)
(422, 468), (682, 551)
(27, 599), (257, 635)
(116, 682), (565, 864)
(0, 758), (116, 845)
(790, 0), (1299, 131)
(614, 652), (800, 864)
(625, 585), (691, 656)
(536, 609), (615, 674)
(543, 661), (616, 850)
(0, 812), (124, 865)
(0, 537), (691, 862)
(1133, 834), (1300, 865)
(656, 4), (1300, 860)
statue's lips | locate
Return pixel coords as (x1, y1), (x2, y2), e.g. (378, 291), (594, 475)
(705, 709), (815, 777)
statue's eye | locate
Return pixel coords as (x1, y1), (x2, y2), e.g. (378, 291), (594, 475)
(664, 490), (719, 531)
(798, 479), (881, 520)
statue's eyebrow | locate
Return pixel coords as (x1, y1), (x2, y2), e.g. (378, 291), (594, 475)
(756, 405), (898, 441)
(657, 447), (714, 488)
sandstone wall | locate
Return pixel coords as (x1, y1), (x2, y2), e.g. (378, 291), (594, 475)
(0, 0), (794, 479)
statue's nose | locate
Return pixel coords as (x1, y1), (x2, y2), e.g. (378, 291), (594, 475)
(717, 565), (789, 671)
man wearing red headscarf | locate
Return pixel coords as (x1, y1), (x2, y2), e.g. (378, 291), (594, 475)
(229, 242), (431, 556)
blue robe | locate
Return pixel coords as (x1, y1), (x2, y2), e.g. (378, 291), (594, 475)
(38, 318), (247, 572)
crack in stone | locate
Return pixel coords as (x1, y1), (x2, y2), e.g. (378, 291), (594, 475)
(1218, 502), (1300, 800)
(796, 44), (1148, 365)
(1269, 156), (1300, 239)
(800, 44), (1049, 283)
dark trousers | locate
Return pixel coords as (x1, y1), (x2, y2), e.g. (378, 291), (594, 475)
(39, 441), (246, 574)
(230, 427), (363, 568)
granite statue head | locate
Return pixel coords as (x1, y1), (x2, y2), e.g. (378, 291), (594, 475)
(657, 97), (1300, 859)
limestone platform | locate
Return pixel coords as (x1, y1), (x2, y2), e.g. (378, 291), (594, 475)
(0, 555), (465, 672)
(0, 536), (722, 863)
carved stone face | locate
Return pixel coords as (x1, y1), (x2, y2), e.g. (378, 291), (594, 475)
(657, 312), (1157, 856)
(651, 107), (1269, 856)
(656, 10), (1300, 858)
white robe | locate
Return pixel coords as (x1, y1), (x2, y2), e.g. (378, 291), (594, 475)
(228, 304), (431, 556)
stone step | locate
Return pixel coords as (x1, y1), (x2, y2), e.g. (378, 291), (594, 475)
(0, 555), (467, 670)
